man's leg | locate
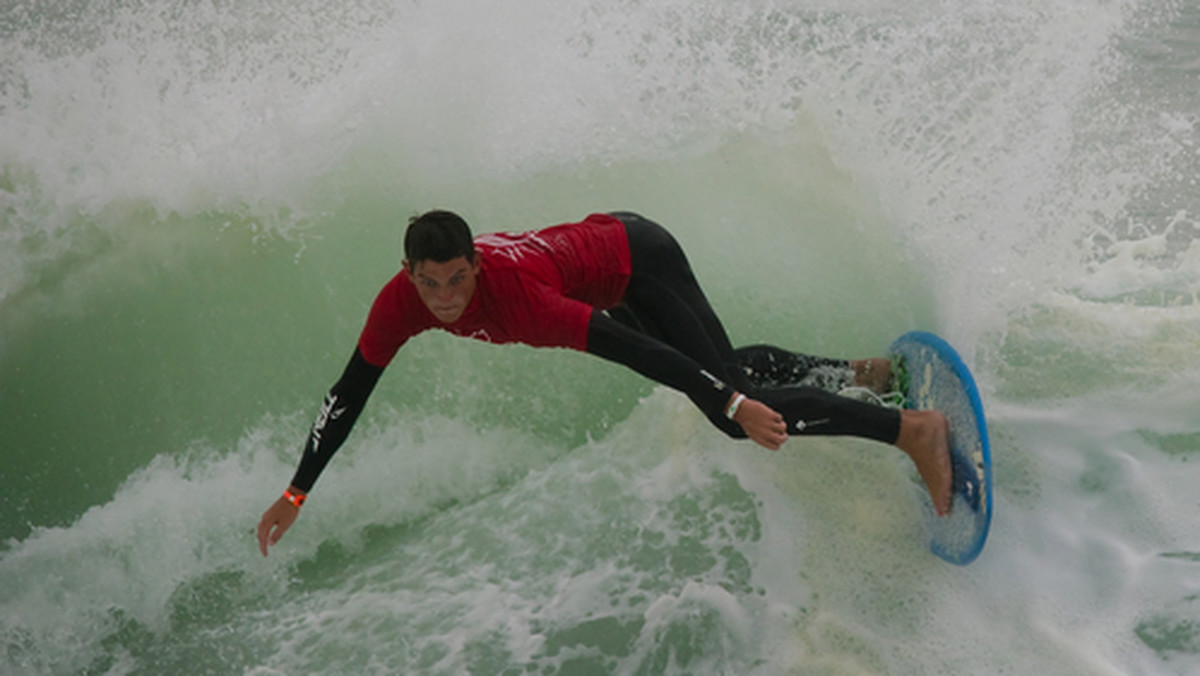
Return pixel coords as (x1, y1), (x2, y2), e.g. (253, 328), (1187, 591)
(613, 212), (750, 392)
(736, 345), (855, 391)
(611, 212), (899, 444)
(609, 213), (950, 512)
(736, 345), (894, 395)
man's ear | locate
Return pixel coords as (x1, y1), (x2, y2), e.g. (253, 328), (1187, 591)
(402, 259), (413, 278)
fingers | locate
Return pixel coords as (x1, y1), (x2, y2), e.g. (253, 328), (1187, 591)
(733, 398), (787, 451)
(269, 522), (289, 547)
(256, 498), (299, 558)
(753, 416), (787, 451)
(759, 406), (786, 450)
(258, 517), (293, 557)
(258, 511), (283, 557)
(759, 428), (785, 451)
(257, 518), (273, 557)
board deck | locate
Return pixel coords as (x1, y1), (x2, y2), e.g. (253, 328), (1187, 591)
(888, 331), (993, 565)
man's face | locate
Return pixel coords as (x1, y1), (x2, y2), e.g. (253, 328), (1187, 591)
(405, 254), (480, 324)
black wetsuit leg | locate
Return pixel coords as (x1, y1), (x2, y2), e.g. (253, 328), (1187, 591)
(604, 212), (900, 444)
(611, 212), (750, 391)
(735, 344), (856, 392)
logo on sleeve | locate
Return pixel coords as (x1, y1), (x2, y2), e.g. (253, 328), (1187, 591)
(310, 393), (348, 452)
(699, 369), (728, 392)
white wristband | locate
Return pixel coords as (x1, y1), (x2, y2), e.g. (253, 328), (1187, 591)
(725, 393), (747, 420)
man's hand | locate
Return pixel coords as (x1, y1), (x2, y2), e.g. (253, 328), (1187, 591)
(257, 491), (302, 557)
(732, 396), (787, 450)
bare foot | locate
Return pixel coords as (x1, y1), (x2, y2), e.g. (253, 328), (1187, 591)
(851, 357), (892, 393)
(894, 410), (953, 516)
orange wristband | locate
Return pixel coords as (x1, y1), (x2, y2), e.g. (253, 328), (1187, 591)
(283, 489), (307, 507)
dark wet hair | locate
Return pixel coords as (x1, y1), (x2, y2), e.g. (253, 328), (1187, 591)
(404, 210), (475, 264)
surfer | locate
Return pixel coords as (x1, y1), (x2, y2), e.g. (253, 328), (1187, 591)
(257, 211), (951, 556)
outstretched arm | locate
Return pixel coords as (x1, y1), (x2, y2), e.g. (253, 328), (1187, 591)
(257, 347), (384, 557)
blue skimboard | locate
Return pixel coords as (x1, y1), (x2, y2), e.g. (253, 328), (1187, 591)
(888, 331), (993, 565)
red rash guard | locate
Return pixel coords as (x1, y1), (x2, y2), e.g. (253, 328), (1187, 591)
(357, 213), (631, 367)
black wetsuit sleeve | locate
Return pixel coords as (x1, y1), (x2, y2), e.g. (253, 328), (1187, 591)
(586, 309), (734, 423)
(289, 347), (385, 493)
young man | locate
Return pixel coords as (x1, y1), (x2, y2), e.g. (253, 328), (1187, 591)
(257, 211), (951, 557)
